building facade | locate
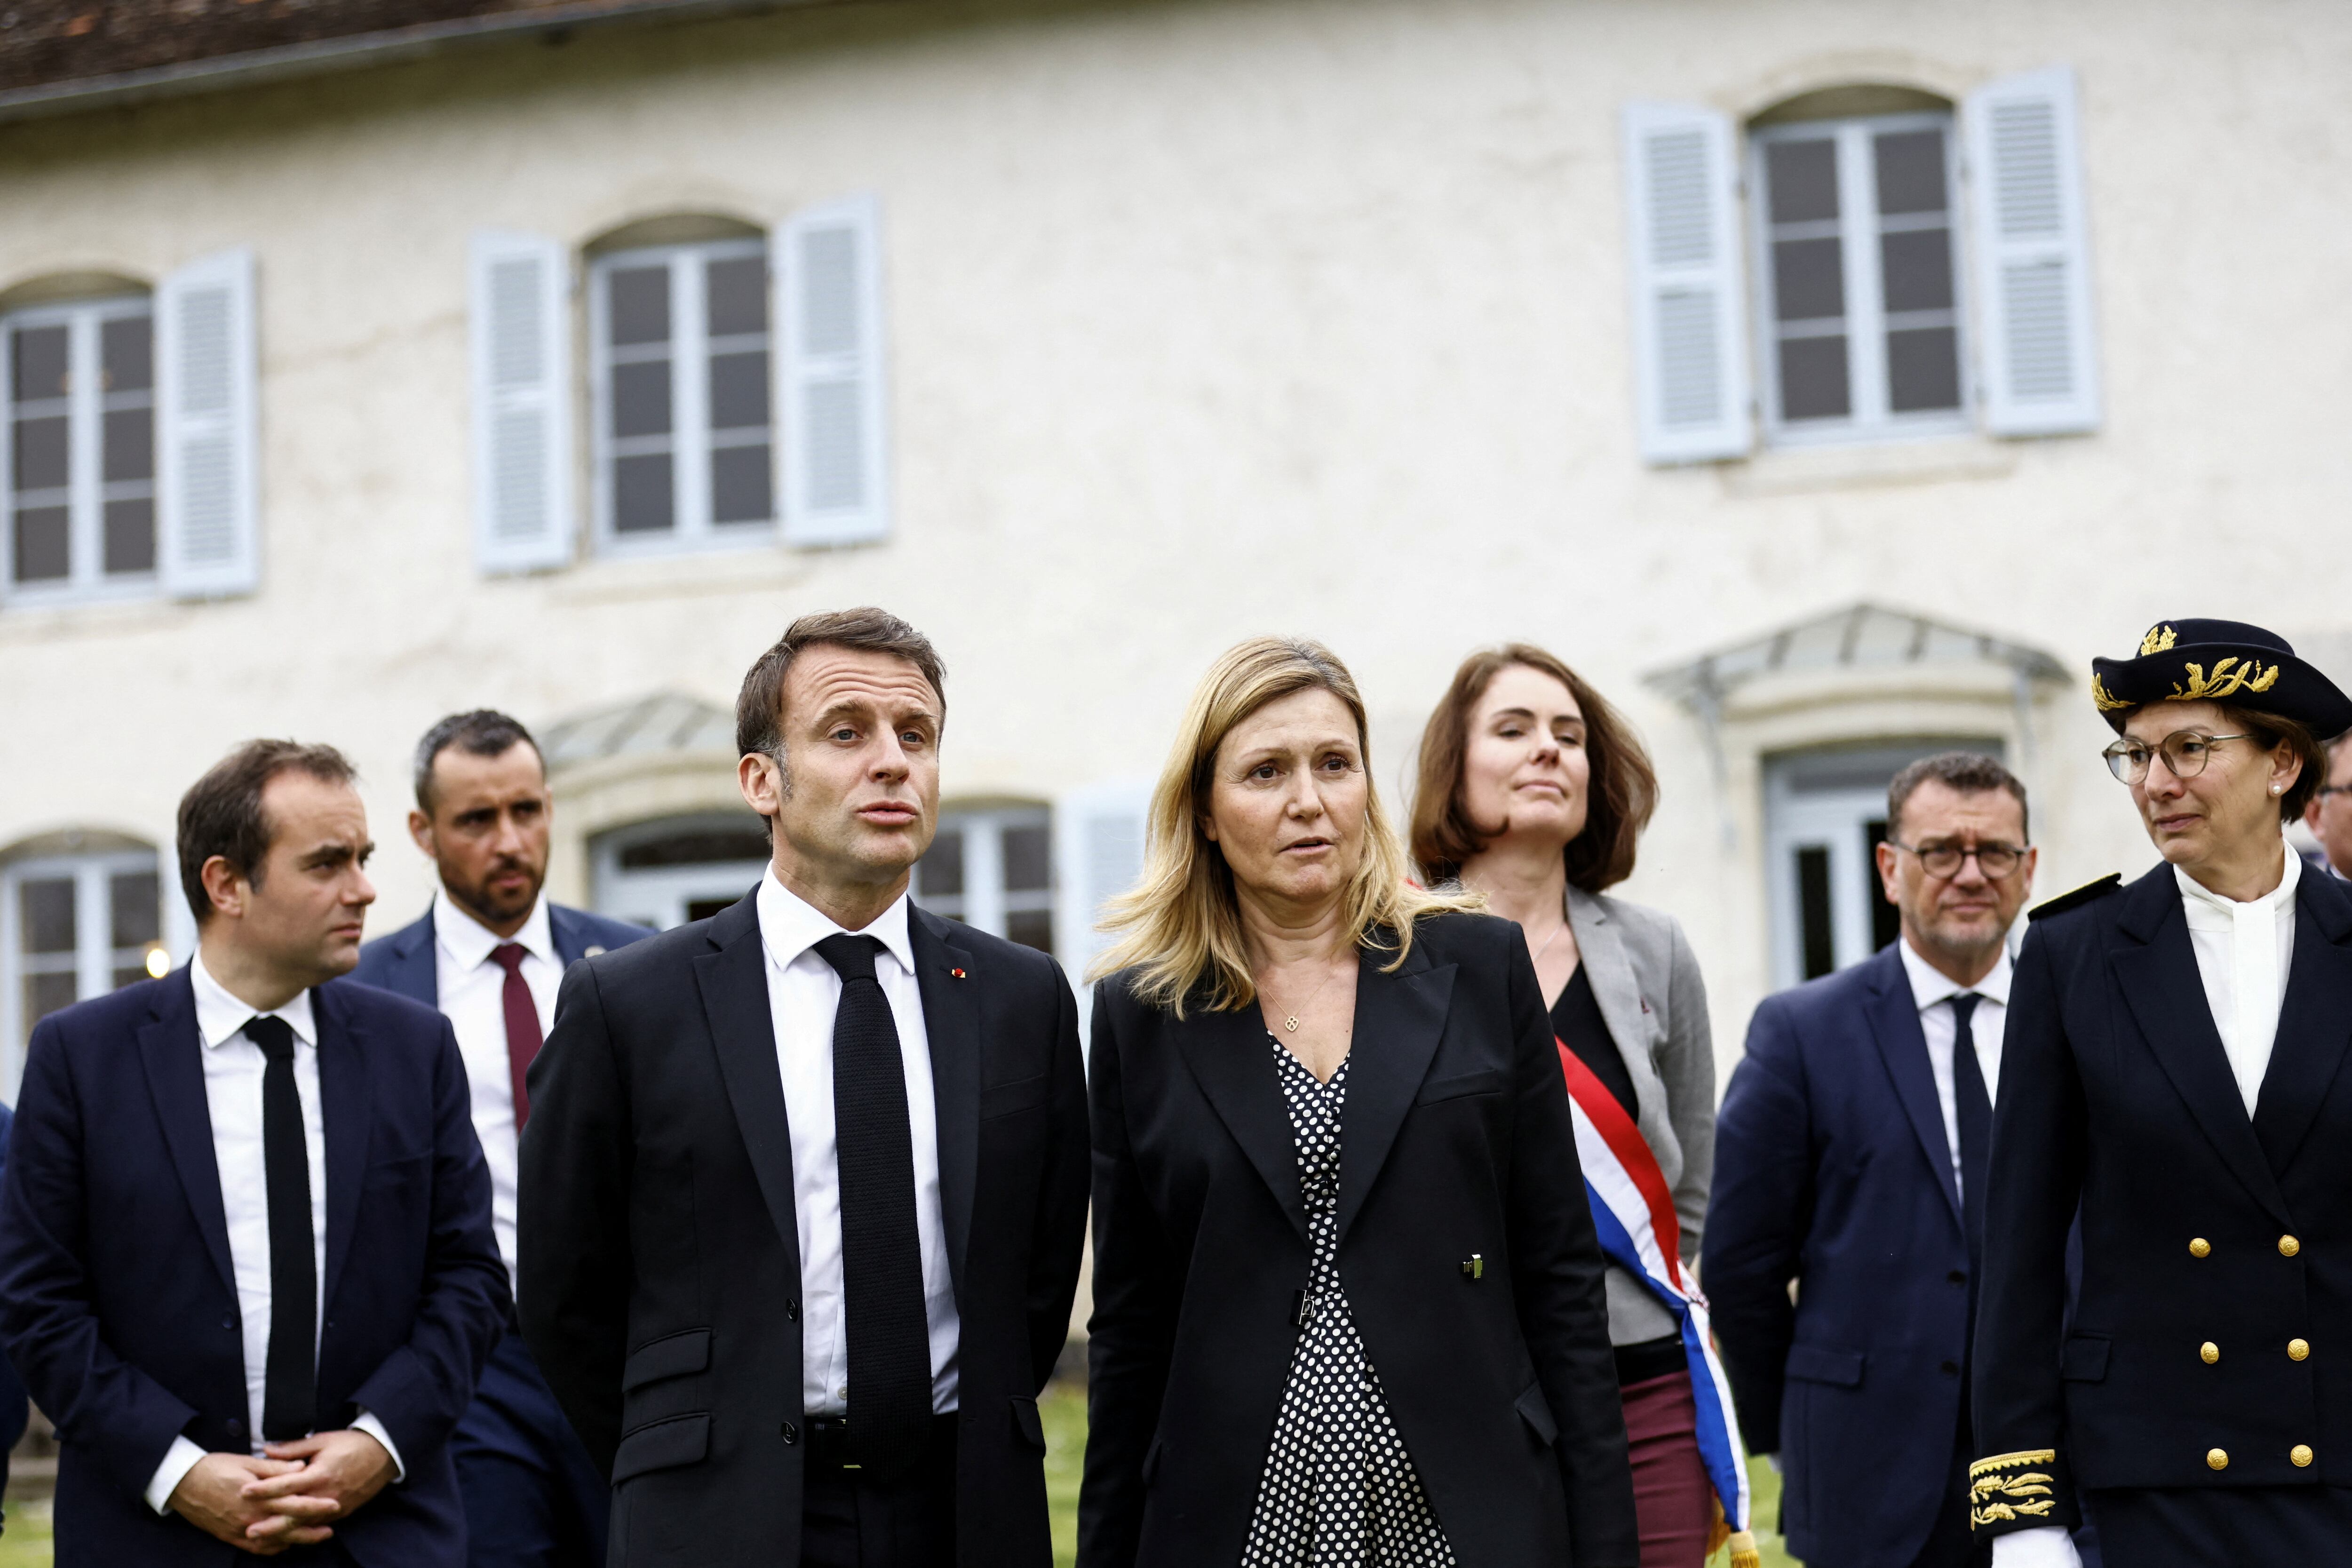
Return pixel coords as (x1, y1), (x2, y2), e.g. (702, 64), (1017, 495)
(3, 0), (2348, 1096)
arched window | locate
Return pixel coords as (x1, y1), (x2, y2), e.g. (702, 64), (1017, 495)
(4, 275), (157, 597)
(1, 831), (167, 1090)
(915, 804), (1055, 955)
(591, 810), (771, 930)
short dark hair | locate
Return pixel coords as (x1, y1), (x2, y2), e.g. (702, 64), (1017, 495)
(1887, 752), (2029, 841)
(414, 710), (541, 812)
(1410, 644), (1658, 894)
(177, 740), (358, 925)
(734, 606), (948, 760)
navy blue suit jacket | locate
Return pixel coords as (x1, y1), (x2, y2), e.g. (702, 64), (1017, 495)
(0, 969), (510, 1567)
(349, 901), (651, 1011)
(1702, 943), (1972, 1568)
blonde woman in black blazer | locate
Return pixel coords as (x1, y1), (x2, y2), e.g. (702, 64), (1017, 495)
(1079, 636), (1638, 1568)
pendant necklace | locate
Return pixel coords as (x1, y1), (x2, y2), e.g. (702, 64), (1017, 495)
(1531, 919), (1569, 968)
(1277, 962), (1343, 1034)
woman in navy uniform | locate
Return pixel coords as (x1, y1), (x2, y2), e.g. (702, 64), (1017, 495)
(1971, 619), (2352, 1566)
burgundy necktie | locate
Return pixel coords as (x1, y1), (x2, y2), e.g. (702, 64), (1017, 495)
(491, 943), (543, 1130)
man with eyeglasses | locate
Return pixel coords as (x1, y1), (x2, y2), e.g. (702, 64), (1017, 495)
(1707, 752), (2042, 1568)
(2302, 732), (2352, 881)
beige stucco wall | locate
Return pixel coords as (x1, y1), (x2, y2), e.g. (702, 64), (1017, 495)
(2, 0), (2349, 1090)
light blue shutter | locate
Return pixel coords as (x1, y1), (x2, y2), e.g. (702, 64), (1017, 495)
(1052, 780), (1153, 1027)
(1965, 66), (2101, 435)
(157, 248), (259, 597)
(776, 195), (889, 546)
(1621, 102), (1751, 463)
(469, 231), (575, 573)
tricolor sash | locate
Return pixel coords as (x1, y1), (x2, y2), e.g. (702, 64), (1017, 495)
(1557, 1037), (1759, 1568)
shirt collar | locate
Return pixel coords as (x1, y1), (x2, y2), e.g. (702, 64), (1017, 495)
(1897, 936), (2013, 1013)
(755, 868), (915, 979)
(2176, 837), (2301, 920)
(189, 950), (318, 1051)
(433, 886), (556, 971)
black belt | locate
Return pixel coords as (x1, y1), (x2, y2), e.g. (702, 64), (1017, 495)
(805, 1411), (959, 1472)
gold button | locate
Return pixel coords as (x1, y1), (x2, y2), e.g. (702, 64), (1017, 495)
(2281, 1235), (2302, 1258)
(2207, 1448), (2230, 1471)
(2200, 1342), (2220, 1364)
(2290, 1339), (2312, 1361)
(2190, 1237), (2212, 1258)
(2294, 1445), (2315, 1468)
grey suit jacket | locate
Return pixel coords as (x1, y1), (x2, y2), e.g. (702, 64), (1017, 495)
(1564, 884), (1717, 1345)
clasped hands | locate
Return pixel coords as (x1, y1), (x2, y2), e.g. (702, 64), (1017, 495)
(167, 1429), (396, 1555)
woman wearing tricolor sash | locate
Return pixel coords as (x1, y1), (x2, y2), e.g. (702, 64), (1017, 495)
(1414, 645), (1752, 1568)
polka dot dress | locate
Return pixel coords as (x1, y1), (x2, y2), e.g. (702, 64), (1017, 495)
(1240, 1035), (1457, 1568)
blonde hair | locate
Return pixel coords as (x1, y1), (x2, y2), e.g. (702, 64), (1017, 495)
(1089, 636), (1481, 1014)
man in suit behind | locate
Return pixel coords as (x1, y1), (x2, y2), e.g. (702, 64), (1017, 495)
(519, 607), (1089, 1568)
(1704, 754), (2039, 1568)
(0, 740), (508, 1563)
(351, 710), (649, 1567)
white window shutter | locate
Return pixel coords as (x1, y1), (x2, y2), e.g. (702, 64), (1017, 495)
(469, 230), (575, 573)
(775, 194), (889, 546)
(1965, 65), (2101, 435)
(1620, 101), (1751, 464)
(1052, 780), (1154, 1025)
(157, 248), (260, 598)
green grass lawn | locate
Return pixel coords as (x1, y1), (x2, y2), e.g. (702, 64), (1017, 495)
(0, 1501), (51, 1568)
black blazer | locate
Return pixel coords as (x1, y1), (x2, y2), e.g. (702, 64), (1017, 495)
(1973, 863), (2352, 1536)
(1080, 911), (1638, 1568)
(0, 970), (509, 1567)
(517, 891), (1089, 1568)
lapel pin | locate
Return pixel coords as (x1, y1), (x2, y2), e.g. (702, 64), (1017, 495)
(585, 945), (607, 958)
(1461, 1253), (1484, 1281)
(950, 967), (967, 980)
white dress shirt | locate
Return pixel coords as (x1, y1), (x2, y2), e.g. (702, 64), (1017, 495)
(432, 889), (560, 1289)
(2177, 841), (2299, 1117)
(755, 872), (960, 1417)
(145, 956), (403, 1514)
(1896, 939), (2011, 1202)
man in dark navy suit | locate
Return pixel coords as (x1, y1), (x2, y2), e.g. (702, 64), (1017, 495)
(0, 1101), (25, 1528)
(351, 711), (646, 1568)
(1705, 754), (2040, 1568)
(0, 740), (508, 1563)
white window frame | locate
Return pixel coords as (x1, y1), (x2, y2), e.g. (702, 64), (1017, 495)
(588, 237), (775, 556)
(2, 292), (159, 605)
(914, 805), (1055, 954)
(0, 848), (165, 1095)
(589, 812), (769, 931)
(1749, 111), (1973, 447)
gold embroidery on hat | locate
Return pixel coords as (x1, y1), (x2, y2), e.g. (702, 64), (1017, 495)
(2140, 625), (2179, 657)
(2169, 658), (2281, 704)
(2092, 674), (2130, 712)
(1967, 1451), (2060, 1528)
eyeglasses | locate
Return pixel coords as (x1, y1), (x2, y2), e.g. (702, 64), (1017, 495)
(1885, 840), (2027, 879)
(2101, 731), (2253, 785)
(2318, 785), (2352, 801)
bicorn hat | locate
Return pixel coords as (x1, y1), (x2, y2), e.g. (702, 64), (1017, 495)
(2091, 619), (2352, 738)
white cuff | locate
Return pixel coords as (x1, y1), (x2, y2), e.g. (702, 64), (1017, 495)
(350, 1411), (406, 1484)
(1990, 1525), (2083, 1568)
(145, 1435), (207, 1515)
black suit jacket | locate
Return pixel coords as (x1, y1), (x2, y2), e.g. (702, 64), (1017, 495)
(517, 891), (1089, 1568)
(1974, 862), (2352, 1533)
(1079, 911), (1637, 1568)
(0, 970), (509, 1567)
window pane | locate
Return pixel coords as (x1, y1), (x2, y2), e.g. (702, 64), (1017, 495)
(1874, 129), (1947, 215)
(710, 445), (772, 524)
(102, 315), (153, 392)
(14, 414), (68, 490)
(607, 267), (671, 346)
(1886, 327), (1962, 412)
(110, 871), (159, 948)
(707, 256), (768, 337)
(612, 454), (675, 533)
(708, 351), (769, 430)
(20, 877), (75, 954)
(112, 965), (153, 990)
(24, 971), (76, 1033)
(11, 325), (66, 402)
(1879, 229), (1955, 314)
(1778, 336), (1851, 422)
(1772, 238), (1844, 324)
(104, 499), (155, 575)
(1796, 847), (1834, 980)
(1765, 138), (1840, 223)
(919, 830), (965, 898)
(1003, 825), (1051, 891)
(616, 827), (769, 868)
(1006, 908), (1053, 956)
(103, 406), (153, 482)
(611, 361), (673, 439)
(12, 506), (69, 582)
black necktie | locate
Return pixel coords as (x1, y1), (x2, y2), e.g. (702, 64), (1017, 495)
(813, 934), (932, 1475)
(246, 1014), (317, 1443)
(1952, 993), (1992, 1279)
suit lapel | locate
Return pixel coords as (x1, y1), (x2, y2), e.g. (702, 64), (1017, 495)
(138, 971), (237, 1297)
(1176, 1000), (1309, 1244)
(1336, 938), (1454, 1247)
(1862, 946), (1963, 1227)
(1568, 892), (1665, 1130)
(2251, 872), (2352, 1178)
(315, 985), (373, 1312)
(2109, 867), (2292, 1225)
(691, 894), (804, 1270)
(911, 909), (979, 1299)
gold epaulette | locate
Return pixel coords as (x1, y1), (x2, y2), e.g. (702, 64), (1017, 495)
(1968, 1449), (2060, 1528)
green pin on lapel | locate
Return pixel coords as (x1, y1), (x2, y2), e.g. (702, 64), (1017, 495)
(1460, 1254), (1483, 1281)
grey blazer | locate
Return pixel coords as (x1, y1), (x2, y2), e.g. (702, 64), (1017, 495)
(1564, 883), (1717, 1346)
